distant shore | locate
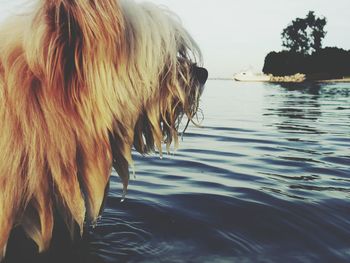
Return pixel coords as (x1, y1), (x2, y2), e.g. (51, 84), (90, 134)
(210, 76), (350, 83)
(233, 73), (350, 83)
(209, 78), (233, 81)
(316, 78), (350, 83)
(268, 77), (350, 84)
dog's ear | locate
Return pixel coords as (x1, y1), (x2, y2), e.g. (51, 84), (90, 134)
(7, 0), (127, 238)
(44, 0), (124, 45)
(40, 0), (124, 97)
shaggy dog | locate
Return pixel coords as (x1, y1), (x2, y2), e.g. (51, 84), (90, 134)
(0, 0), (207, 259)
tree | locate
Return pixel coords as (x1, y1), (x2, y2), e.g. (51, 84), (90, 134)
(262, 48), (350, 78)
(263, 51), (307, 76)
(282, 11), (327, 55)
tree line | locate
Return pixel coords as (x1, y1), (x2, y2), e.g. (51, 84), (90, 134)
(263, 11), (350, 78)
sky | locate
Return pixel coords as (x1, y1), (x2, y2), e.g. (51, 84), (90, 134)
(0, 0), (349, 78)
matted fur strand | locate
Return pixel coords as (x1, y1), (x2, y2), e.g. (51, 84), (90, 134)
(0, 0), (205, 258)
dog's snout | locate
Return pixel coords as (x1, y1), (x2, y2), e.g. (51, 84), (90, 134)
(194, 66), (208, 85)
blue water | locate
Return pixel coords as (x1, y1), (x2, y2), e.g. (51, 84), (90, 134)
(89, 81), (350, 263)
(81, 81), (350, 263)
(9, 81), (349, 263)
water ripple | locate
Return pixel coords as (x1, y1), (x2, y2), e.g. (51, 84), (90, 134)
(87, 81), (350, 262)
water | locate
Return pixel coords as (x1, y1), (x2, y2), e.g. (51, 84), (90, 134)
(89, 81), (350, 263)
(8, 81), (350, 263)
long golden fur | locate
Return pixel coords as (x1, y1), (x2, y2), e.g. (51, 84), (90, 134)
(0, 0), (207, 258)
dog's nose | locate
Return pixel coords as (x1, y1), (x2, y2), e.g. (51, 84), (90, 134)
(194, 66), (208, 85)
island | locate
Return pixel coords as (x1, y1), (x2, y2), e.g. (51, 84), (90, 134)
(260, 12), (350, 83)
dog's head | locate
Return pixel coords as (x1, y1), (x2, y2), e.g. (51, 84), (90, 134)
(106, 1), (208, 193)
(0, 0), (207, 257)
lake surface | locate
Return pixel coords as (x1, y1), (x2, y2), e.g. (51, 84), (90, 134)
(9, 81), (349, 263)
(84, 81), (349, 263)
(92, 81), (350, 263)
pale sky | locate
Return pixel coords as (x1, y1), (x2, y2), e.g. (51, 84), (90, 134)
(1, 0), (349, 78)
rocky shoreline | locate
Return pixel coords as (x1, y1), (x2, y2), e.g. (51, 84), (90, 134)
(269, 73), (306, 83)
(234, 72), (350, 83)
(315, 77), (350, 83)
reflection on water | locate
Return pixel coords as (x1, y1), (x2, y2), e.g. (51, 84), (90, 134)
(8, 81), (350, 263)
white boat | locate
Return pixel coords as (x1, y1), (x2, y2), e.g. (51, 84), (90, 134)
(234, 71), (270, 82)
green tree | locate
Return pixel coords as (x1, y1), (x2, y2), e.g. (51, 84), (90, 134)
(282, 11), (327, 54)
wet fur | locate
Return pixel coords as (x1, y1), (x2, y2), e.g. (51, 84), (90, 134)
(0, 0), (205, 258)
